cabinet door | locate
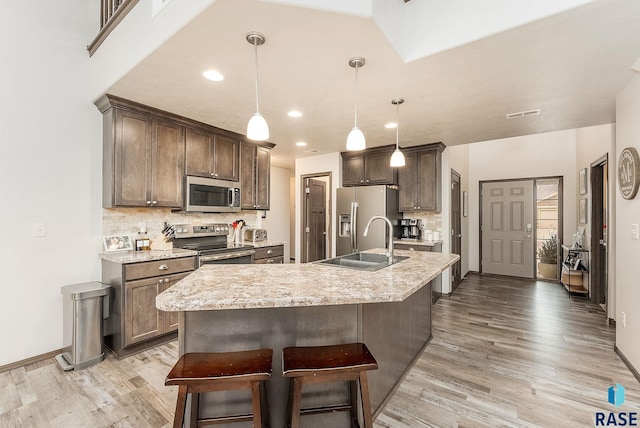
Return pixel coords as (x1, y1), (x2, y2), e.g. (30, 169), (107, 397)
(160, 272), (190, 333)
(240, 142), (256, 209)
(185, 127), (214, 178)
(342, 155), (365, 186)
(114, 109), (152, 206)
(398, 152), (418, 211)
(151, 119), (185, 208)
(124, 277), (163, 346)
(365, 151), (395, 184)
(416, 150), (439, 211)
(255, 146), (270, 209)
(212, 135), (240, 181)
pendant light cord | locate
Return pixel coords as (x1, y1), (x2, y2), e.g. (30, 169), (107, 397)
(353, 63), (359, 127)
(395, 102), (400, 149)
(254, 39), (260, 114)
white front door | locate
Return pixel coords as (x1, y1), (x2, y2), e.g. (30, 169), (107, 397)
(481, 180), (534, 278)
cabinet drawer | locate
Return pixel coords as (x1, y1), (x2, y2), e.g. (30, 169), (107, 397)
(254, 256), (284, 264)
(124, 257), (196, 281)
(395, 243), (432, 252)
(254, 245), (284, 260)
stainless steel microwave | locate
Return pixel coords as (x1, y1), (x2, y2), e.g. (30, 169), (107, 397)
(184, 176), (241, 213)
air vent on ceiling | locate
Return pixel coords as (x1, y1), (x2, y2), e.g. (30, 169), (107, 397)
(506, 109), (540, 119)
(304, 148), (320, 153)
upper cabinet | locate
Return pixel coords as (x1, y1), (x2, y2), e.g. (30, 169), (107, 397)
(241, 141), (273, 210)
(96, 95), (263, 210)
(185, 127), (240, 182)
(397, 143), (445, 212)
(341, 145), (397, 186)
(103, 103), (185, 208)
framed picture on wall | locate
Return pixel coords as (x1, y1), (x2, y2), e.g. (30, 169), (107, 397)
(579, 168), (588, 195)
(579, 198), (588, 224)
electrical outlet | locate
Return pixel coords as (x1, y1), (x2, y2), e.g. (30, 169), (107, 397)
(621, 312), (626, 328)
(33, 222), (46, 237)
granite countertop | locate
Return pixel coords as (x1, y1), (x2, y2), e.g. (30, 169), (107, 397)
(393, 239), (443, 247)
(156, 249), (459, 312)
(100, 248), (198, 263)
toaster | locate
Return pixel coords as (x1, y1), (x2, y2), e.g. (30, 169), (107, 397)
(243, 228), (267, 243)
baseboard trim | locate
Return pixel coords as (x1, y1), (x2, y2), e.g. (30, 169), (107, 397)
(0, 348), (63, 374)
(614, 345), (640, 384)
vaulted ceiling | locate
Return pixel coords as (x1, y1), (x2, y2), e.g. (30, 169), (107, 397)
(106, 0), (640, 167)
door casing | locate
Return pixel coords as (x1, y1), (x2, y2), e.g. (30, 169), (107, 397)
(301, 173), (331, 263)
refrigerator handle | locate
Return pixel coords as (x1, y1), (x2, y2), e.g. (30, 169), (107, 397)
(352, 202), (358, 252)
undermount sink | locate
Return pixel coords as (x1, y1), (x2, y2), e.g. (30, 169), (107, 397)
(317, 252), (409, 272)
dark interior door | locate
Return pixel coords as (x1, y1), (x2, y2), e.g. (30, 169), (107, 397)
(590, 158), (608, 305)
(451, 171), (462, 290)
(305, 178), (327, 263)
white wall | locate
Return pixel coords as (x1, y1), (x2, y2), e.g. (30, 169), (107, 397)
(261, 166), (293, 262)
(294, 153), (341, 262)
(615, 72), (640, 370)
(467, 130), (578, 272)
(0, 2), (102, 366)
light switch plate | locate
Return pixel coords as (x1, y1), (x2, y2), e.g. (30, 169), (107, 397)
(33, 223), (46, 237)
(632, 224), (639, 240)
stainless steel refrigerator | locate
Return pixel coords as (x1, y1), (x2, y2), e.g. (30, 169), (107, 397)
(336, 185), (401, 256)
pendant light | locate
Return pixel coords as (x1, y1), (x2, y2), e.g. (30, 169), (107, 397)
(246, 32), (269, 141)
(390, 98), (406, 167)
(346, 57), (366, 151)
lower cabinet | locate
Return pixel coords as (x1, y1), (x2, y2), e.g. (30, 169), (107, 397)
(124, 272), (189, 346)
(254, 244), (284, 264)
(102, 256), (196, 357)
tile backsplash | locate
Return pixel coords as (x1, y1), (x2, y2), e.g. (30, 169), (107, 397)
(103, 208), (262, 241)
(403, 212), (442, 234)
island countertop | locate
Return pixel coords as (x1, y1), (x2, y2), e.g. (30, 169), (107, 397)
(156, 249), (458, 311)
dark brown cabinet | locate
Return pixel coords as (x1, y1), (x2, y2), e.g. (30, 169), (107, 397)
(341, 145), (397, 186)
(102, 255), (196, 357)
(99, 96), (185, 208)
(185, 127), (240, 182)
(241, 142), (273, 210)
(254, 244), (284, 264)
(398, 143), (444, 212)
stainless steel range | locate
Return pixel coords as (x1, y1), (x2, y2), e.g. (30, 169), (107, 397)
(172, 223), (255, 266)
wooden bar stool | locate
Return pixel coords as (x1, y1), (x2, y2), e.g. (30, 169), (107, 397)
(282, 343), (378, 428)
(165, 349), (273, 428)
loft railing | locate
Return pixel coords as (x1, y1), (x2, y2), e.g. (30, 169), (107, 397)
(87, 0), (140, 56)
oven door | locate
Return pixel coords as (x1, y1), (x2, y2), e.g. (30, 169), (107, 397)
(199, 249), (255, 266)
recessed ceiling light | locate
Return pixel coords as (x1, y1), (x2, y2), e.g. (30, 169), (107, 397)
(288, 110), (303, 118)
(296, 141), (307, 147)
(203, 70), (224, 81)
(385, 122), (398, 129)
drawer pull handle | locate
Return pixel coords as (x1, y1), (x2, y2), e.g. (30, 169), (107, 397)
(267, 259), (274, 263)
(159, 264), (169, 271)
(267, 250), (273, 254)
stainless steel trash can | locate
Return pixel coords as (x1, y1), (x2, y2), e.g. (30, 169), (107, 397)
(55, 282), (111, 371)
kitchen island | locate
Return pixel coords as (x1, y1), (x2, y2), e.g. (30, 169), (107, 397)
(157, 249), (458, 427)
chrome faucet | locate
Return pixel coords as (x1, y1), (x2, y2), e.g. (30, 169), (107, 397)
(363, 216), (394, 263)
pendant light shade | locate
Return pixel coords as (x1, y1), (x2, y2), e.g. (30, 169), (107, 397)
(347, 57), (366, 151)
(246, 32), (269, 141)
(390, 98), (406, 167)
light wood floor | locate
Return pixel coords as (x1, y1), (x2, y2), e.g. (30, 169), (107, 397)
(0, 274), (638, 427)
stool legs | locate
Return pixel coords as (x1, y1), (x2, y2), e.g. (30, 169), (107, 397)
(287, 377), (303, 428)
(359, 372), (373, 428)
(173, 386), (188, 428)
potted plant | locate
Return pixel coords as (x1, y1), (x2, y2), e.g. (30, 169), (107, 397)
(538, 233), (559, 279)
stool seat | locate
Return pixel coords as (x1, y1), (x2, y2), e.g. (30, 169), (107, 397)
(283, 343), (378, 376)
(282, 343), (378, 428)
(166, 349), (272, 428)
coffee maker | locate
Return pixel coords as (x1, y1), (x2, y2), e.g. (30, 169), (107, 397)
(399, 219), (422, 239)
